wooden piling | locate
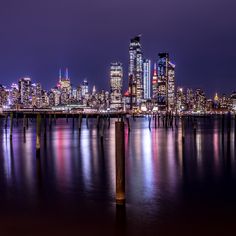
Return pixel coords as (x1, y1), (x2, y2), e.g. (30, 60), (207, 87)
(182, 116), (185, 143)
(10, 112), (13, 140)
(5, 114), (8, 129)
(36, 114), (41, 156)
(115, 121), (125, 205)
(23, 114), (26, 142)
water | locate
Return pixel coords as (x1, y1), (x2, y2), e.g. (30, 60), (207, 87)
(0, 116), (236, 235)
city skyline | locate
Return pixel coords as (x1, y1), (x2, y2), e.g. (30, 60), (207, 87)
(0, 0), (235, 96)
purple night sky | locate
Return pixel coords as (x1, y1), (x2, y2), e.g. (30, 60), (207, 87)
(0, 0), (235, 96)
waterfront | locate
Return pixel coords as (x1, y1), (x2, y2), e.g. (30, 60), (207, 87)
(0, 117), (236, 235)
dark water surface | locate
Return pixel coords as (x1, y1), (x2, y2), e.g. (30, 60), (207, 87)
(0, 117), (236, 235)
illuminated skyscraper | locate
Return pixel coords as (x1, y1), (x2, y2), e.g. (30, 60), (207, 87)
(129, 35), (143, 106)
(157, 53), (175, 111)
(58, 68), (71, 105)
(143, 59), (151, 100)
(152, 63), (158, 99)
(110, 62), (123, 109)
(81, 79), (89, 97)
(19, 77), (32, 107)
(32, 83), (42, 108)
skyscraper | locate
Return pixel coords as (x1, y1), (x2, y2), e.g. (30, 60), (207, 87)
(58, 68), (71, 105)
(81, 79), (89, 97)
(18, 77), (32, 107)
(152, 63), (158, 99)
(110, 62), (123, 109)
(143, 59), (151, 100)
(129, 35), (143, 106)
(156, 53), (175, 111)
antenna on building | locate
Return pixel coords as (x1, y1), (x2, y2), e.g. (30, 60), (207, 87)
(154, 63), (157, 76)
(65, 68), (69, 79)
(59, 68), (62, 80)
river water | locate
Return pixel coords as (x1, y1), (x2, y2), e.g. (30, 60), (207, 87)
(0, 117), (235, 235)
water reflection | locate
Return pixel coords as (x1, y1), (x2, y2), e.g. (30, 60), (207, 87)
(0, 117), (235, 235)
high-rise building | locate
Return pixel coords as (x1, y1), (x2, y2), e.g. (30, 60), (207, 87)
(19, 77), (32, 107)
(58, 68), (71, 105)
(152, 63), (158, 100)
(110, 62), (123, 109)
(129, 35), (143, 106)
(143, 59), (151, 100)
(81, 79), (89, 97)
(156, 53), (175, 111)
(9, 83), (19, 107)
(32, 83), (42, 108)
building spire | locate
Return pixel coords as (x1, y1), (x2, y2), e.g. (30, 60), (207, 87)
(59, 68), (62, 80)
(65, 68), (69, 79)
(154, 63), (157, 76)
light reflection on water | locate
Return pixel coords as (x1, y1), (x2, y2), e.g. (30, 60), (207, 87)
(0, 117), (236, 235)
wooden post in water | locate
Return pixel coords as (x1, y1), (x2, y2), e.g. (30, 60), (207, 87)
(235, 114), (236, 139)
(26, 115), (29, 129)
(16, 113), (19, 126)
(36, 114), (41, 156)
(107, 113), (111, 129)
(86, 114), (89, 128)
(182, 116), (185, 143)
(126, 116), (131, 132)
(148, 115), (151, 130)
(154, 114), (157, 129)
(193, 118), (197, 137)
(115, 121), (125, 205)
(96, 115), (100, 129)
(49, 114), (52, 130)
(10, 112), (13, 141)
(54, 113), (56, 124)
(5, 114), (8, 129)
(227, 112), (231, 139)
(222, 114), (225, 143)
(44, 114), (47, 141)
(72, 114), (75, 129)
(78, 113), (82, 132)
(23, 114), (26, 142)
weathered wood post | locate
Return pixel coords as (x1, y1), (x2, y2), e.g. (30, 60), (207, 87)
(108, 113), (111, 129)
(148, 115), (151, 130)
(115, 121), (125, 205)
(235, 114), (236, 139)
(182, 116), (185, 143)
(96, 114), (100, 129)
(16, 113), (19, 126)
(36, 113), (41, 156)
(44, 113), (47, 141)
(154, 114), (157, 129)
(54, 113), (56, 124)
(5, 114), (8, 129)
(72, 114), (75, 129)
(10, 112), (13, 141)
(23, 114), (26, 142)
(126, 116), (130, 132)
(26, 115), (29, 129)
(193, 117), (197, 137)
(49, 114), (52, 130)
(222, 114), (225, 143)
(78, 113), (82, 132)
(86, 114), (89, 128)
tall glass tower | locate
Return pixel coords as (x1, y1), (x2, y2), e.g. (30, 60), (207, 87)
(143, 59), (151, 99)
(157, 53), (175, 111)
(110, 62), (123, 109)
(129, 35), (143, 106)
